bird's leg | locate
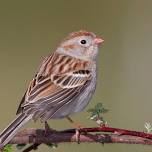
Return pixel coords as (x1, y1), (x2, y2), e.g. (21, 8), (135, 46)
(44, 121), (51, 133)
(66, 116), (84, 128)
(66, 116), (85, 144)
(44, 121), (56, 136)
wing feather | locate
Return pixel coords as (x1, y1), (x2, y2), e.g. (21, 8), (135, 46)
(51, 69), (91, 88)
(17, 52), (93, 121)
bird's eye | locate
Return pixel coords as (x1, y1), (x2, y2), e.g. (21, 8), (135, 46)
(80, 39), (87, 44)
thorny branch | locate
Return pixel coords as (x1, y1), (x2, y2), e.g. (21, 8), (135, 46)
(3, 126), (152, 152)
(1, 103), (152, 152)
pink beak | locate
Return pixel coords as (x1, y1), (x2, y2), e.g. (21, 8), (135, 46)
(94, 37), (104, 44)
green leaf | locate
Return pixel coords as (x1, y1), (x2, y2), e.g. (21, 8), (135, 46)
(87, 102), (108, 125)
(145, 122), (152, 133)
(3, 144), (12, 152)
(94, 103), (108, 114)
(16, 144), (26, 150)
(46, 143), (58, 149)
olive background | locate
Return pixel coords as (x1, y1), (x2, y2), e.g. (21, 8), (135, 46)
(0, 0), (152, 152)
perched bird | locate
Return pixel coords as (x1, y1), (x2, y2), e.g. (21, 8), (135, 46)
(0, 30), (104, 147)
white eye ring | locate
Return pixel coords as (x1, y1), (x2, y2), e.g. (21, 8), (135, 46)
(78, 36), (91, 47)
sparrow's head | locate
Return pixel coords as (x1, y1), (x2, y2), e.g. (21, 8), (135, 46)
(56, 30), (104, 60)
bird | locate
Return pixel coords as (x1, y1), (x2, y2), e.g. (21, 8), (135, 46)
(0, 30), (104, 147)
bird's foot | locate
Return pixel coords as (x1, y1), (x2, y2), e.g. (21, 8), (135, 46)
(66, 116), (86, 128)
(75, 129), (81, 144)
(66, 116), (88, 143)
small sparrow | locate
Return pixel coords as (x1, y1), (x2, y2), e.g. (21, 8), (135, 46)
(0, 30), (104, 147)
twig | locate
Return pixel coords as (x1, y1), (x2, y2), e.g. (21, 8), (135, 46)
(23, 143), (41, 152)
(7, 126), (152, 144)
(1, 126), (151, 152)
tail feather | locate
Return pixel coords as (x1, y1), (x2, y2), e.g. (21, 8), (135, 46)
(0, 113), (32, 147)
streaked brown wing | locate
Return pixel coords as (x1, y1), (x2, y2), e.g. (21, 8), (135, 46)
(26, 85), (86, 122)
(16, 91), (26, 114)
(17, 52), (92, 121)
(51, 69), (91, 88)
(16, 78), (37, 115)
(22, 72), (91, 122)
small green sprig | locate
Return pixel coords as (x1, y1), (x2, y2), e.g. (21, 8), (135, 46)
(3, 144), (12, 152)
(46, 143), (58, 149)
(16, 144), (26, 150)
(87, 103), (108, 125)
(145, 122), (152, 133)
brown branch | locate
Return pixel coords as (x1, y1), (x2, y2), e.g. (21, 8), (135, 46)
(12, 129), (152, 144)
(0, 126), (151, 152)
(7, 126), (152, 147)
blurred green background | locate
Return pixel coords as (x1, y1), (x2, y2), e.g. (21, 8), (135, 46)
(0, 0), (152, 151)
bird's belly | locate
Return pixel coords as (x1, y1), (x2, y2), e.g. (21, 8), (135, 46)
(72, 74), (96, 113)
(51, 74), (97, 119)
